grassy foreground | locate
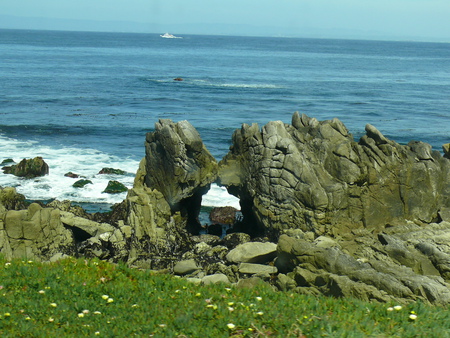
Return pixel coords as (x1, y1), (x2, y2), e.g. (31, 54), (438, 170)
(0, 257), (449, 337)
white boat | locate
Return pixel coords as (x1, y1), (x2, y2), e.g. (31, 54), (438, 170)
(160, 33), (182, 39)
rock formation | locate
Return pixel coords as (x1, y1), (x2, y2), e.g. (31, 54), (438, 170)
(2, 157), (49, 178)
(2, 114), (450, 306)
(142, 119), (218, 233)
(218, 112), (450, 237)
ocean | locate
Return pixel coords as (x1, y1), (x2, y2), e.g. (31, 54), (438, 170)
(1, 29), (449, 212)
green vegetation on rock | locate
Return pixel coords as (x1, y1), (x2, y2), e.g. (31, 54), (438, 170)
(103, 180), (128, 194)
(98, 168), (126, 175)
(72, 179), (93, 188)
(1, 158), (15, 166)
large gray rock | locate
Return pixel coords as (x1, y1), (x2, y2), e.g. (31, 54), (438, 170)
(144, 119), (218, 211)
(0, 203), (74, 261)
(219, 112), (450, 236)
(276, 233), (450, 305)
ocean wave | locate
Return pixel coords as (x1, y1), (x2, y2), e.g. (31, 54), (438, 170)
(202, 183), (240, 209)
(0, 136), (242, 209)
(142, 77), (283, 90)
(0, 135), (138, 205)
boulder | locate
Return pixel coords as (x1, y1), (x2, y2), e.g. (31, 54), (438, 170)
(226, 241), (277, 264)
(238, 262), (277, 275)
(174, 259), (201, 275)
(210, 206), (237, 224)
(202, 273), (230, 285)
(218, 112), (450, 237)
(276, 234), (450, 305)
(3, 157), (49, 178)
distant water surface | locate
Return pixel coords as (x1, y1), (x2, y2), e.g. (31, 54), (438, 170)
(1, 29), (449, 206)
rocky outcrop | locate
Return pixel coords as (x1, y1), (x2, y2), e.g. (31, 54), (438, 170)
(2, 115), (450, 306)
(144, 119), (218, 209)
(2, 157), (49, 178)
(219, 112), (450, 237)
(274, 223), (450, 305)
(140, 119), (218, 234)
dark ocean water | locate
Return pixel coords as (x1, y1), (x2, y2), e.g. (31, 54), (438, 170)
(1, 29), (449, 206)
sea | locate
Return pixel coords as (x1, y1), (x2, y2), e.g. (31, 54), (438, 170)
(1, 29), (449, 213)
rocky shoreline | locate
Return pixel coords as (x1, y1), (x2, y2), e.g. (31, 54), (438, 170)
(1, 112), (450, 305)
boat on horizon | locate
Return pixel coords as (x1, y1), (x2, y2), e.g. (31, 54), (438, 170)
(160, 33), (182, 39)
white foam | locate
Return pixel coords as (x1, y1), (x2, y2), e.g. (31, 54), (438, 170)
(0, 136), (241, 209)
(0, 135), (139, 204)
(202, 183), (240, 209)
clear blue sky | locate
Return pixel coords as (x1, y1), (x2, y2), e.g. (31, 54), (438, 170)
(2, 0), (450, 41)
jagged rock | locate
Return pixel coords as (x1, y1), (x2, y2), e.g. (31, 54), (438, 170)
(60, 211), (115, 237)
(143, 119), (218, 232)
(0, 187), (27, 211)
(226, 241), (277, 264)
(443, 143), (450, 159)
(46, 200), (88, 218)
(222, 232), (251, 249)
(3, 157), (49, 178)
(276, 234), (450, 305)
(0, 203), (74, 261)
(219, 112), (450, 237)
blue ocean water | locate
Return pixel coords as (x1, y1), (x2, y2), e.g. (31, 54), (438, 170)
(1, 29), (449, 207)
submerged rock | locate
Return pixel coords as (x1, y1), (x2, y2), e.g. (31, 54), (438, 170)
(1, 159), (15, 166)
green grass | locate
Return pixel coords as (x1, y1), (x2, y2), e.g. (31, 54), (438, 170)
(0, 257), (449, 337)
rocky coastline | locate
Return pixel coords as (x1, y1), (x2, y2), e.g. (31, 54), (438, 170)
(1, 112), (450, 306)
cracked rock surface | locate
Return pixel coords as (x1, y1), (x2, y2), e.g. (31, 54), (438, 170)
(219, 112), (450, 236)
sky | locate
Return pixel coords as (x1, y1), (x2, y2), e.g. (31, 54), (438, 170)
(1, 0), (450, 41)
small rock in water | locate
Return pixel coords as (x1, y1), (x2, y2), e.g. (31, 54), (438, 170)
(1, 159), (15, 166)
(65, 172), (80, 178)
(73, 179), (93, 188)
(173, 77), (183, 81)
(103, 180), (128, 194)
(210, 206), (238, 225)
(98, 168), (125, 175)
